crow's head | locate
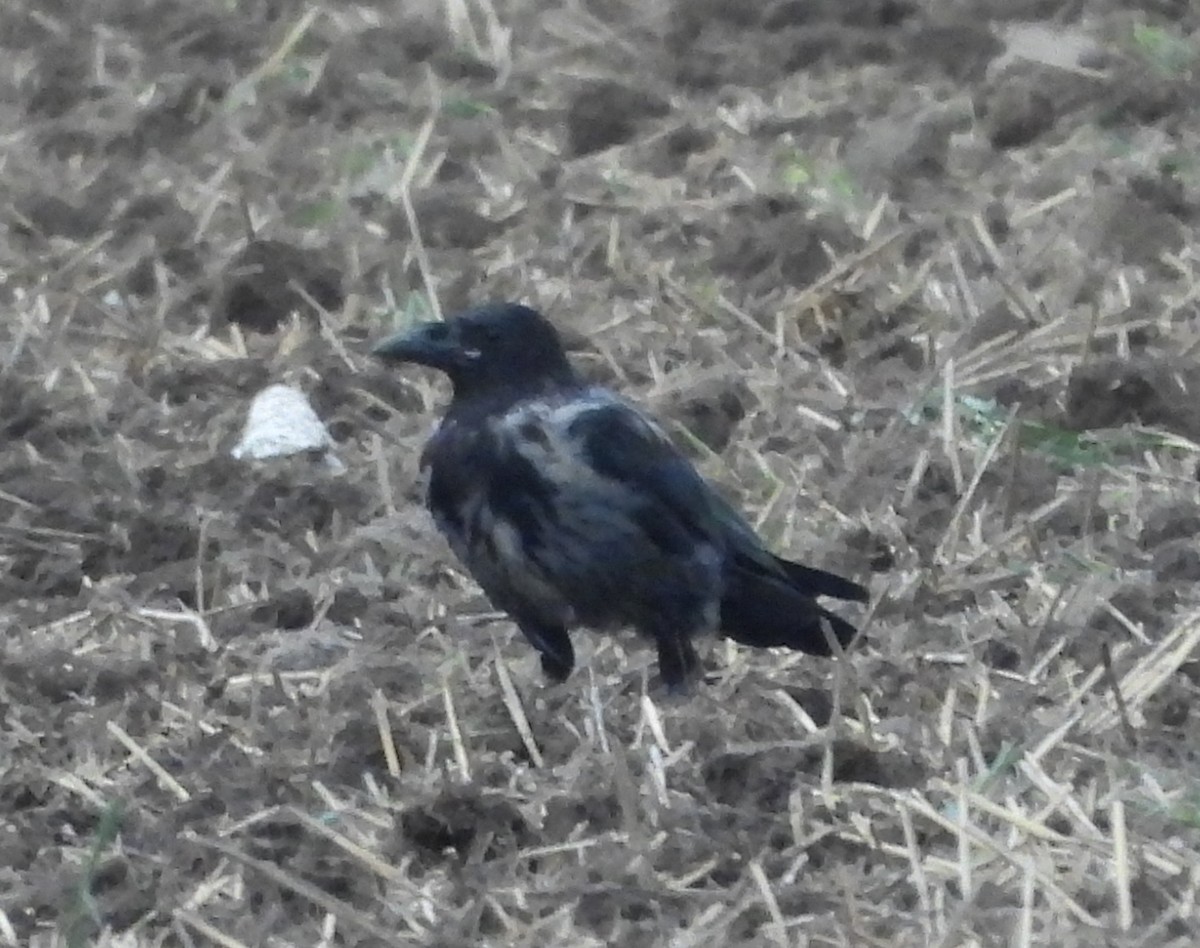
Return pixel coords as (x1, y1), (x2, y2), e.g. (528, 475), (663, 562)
(372, 302), (578, 400)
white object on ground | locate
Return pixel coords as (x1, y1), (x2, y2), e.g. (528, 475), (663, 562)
(995, 22), (1103, 75)
(232, 383), (345, 473)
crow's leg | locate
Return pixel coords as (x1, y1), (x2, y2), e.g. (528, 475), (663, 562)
(645, 586), (716, 693)
(516, 621), (575, 683)
(653, 631), (701, 694)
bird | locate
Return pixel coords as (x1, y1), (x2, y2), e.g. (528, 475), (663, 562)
(372, 302), (868, 692)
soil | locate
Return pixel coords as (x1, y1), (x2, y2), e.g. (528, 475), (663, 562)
(3, 0), (1200, 945)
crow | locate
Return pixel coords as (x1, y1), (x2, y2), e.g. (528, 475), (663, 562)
(372, 302), (868, 691)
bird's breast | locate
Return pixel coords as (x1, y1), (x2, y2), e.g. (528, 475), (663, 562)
(420, 419), (569, 607)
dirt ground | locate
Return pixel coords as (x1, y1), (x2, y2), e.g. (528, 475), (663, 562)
(3, 0), (1200, 945)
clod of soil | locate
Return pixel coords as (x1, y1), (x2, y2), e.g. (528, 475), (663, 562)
(1092, 182), (1189, 266)
(1063, 356), (1200, 439)
(240, 475), (370, 540)
(12, 194), (105, 241)
(216, 239), (344, 334)
(644, 123), (717, 176)
(711, 194), (856, 290)
(660, 376), (752, 452)
(845, 108), (958, 190)
(401, 789), (531, 863)
(907, 19), (1004, 81)
(704, 741), (925, 811)
(23, 40), (95, 117)
(0, 376), (53, 440)
(565, 80), (671, 156)
(251, 588), (316, 631)
(388, 191), (508, 250)
(1139, 502), (1200, 550)
(1152, 540), (1200, 585)
(979, 80), (1057, 149)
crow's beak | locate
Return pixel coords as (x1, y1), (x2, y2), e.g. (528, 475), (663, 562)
(371, 321), (467, 371)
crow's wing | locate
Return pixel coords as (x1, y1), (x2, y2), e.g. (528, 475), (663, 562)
(569, 394), (868, 604)
(567, 393), (782, 573)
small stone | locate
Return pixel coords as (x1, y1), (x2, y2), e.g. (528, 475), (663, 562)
(232, 384), (344, 472)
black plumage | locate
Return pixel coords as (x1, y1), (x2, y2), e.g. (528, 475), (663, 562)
(372, 302), (868, 691)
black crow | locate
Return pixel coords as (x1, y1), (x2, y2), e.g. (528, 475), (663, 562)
(372, 302), (868, 691)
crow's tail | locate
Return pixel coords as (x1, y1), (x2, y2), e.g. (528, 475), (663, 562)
(719, 562), (864, 656)
(772, 555), (869, 602)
